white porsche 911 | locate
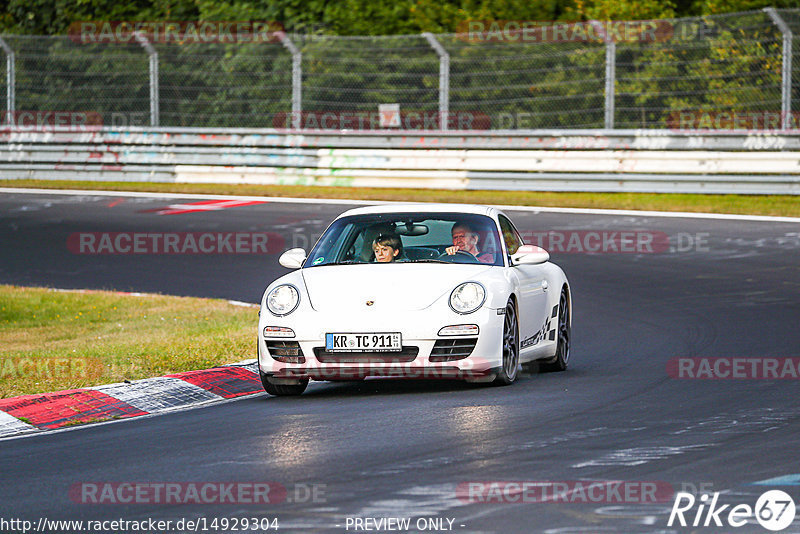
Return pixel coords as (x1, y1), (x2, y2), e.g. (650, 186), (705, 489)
(257, 204), (571, 396)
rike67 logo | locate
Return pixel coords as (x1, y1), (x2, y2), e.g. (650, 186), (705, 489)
(668, 490), (796, 531)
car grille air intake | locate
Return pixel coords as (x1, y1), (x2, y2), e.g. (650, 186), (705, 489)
(313, 346), (418, 363)
(266, 341), (305, 364)
(429, 338), (478, 361)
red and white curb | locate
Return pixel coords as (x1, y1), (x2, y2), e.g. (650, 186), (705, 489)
(0, 361), (262, 439)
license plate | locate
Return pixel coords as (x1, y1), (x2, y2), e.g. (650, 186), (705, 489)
(325, 332), (402, 352)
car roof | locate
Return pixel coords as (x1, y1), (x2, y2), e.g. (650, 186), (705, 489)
(336, 203), (496, 219)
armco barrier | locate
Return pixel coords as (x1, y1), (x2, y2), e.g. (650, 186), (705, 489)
(0, 128), (799, 194)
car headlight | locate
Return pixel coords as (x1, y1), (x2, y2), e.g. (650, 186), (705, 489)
(266, 284), (300, 316)
(449, 282), (486, 314)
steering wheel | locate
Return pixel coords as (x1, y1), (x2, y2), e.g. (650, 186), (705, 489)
(437, 250), (481, 264)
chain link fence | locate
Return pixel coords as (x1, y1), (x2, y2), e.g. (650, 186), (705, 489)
(0, 8), (798, 130)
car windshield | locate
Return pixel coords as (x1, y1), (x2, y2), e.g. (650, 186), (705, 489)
(305, 212), (504, 267)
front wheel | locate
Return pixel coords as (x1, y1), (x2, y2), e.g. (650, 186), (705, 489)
(259, 370), (308, 396)
(494, 300), (519, 385)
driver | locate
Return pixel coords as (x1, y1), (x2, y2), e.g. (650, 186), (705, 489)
(445, 222), (494, 264)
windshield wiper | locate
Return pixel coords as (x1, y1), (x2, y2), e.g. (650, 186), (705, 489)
(409, 259), (450, 264)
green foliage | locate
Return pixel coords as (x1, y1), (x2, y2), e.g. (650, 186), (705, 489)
(0, 285), (256, 398)
(409, 0), (567, 34)
(0, 2), (795, 130)
(0, 0), (794, 36)
(569, 0), (677, 20)
(614, 12), (784, 128)
(695, 0), (800, 16)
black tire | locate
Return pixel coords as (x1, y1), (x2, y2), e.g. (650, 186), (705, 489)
(259, 370), (308, 396)
(257, 338), (308, 396)
(494, 299), (519, 385)
(540, 287), (570, 373)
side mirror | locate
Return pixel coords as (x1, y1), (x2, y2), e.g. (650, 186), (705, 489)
(279, 248), (306, 269)
(510, 245), (549, 265)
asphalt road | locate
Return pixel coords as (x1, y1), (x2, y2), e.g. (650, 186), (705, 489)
(1, 190), (799, 534)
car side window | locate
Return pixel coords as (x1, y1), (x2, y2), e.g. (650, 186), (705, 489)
(498, 215), (523, 256)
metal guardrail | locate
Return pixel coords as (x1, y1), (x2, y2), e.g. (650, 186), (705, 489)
(1, 127), (799, 149)
(0, 128), (798, 194)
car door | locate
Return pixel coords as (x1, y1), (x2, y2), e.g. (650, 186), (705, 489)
(499, 215), (550, 356)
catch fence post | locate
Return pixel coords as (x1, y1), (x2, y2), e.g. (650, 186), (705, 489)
(277, 32), (302, 130)
(765, 8), (793, 130)
(0, 37), (15, 126)
(134, 32), (159, 127)
(423, 33), (450, 131)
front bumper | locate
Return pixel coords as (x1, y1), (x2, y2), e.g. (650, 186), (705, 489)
(258, 306), (503, 381)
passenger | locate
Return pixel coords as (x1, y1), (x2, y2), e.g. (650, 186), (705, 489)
(359, 223), (395, 262)
(445, 222), (494, 264)
(372, 234), (403, 263)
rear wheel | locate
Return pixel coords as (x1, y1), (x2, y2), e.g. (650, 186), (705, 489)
(259, 370), (308, 396)
(494, 300), (519, 385)
(540, 287), (570, 373)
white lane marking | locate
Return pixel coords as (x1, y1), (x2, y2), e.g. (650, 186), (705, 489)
(493, 203), (800, 223)
(3, 187), (800, 223)
(50, 288), (257, 307)
(91, 377), (219, 413)
(227, 300), (259, 308)
(226, 358), (258, 367)
(0, 187), (377, 206)
(0, 410), (38, 438)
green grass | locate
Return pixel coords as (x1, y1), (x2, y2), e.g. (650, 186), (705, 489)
(62, 416), (117, 427)
(0, 285), (257, 398)
(2, 179), (799, 217)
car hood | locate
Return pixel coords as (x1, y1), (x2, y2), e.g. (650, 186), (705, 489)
(301, 263), (494, 312)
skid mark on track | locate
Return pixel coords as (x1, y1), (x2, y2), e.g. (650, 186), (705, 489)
(572, 445), (709, 468)
(363, 427), (613, 478)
